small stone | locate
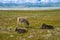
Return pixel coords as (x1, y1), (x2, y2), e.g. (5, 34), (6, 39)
(10, 35), (14, 37)
(28, 34), (34, 38)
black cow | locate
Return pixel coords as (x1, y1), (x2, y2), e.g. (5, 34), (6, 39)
(15, 28), (28, 33)
(41, 24), (54, 29)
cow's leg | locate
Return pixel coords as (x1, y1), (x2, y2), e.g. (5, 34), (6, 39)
(24, 20), (30, 28)
(17, 17), (22, 27)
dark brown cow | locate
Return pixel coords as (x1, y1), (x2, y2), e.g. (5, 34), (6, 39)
(41, 24), (54, 29)
(15, 28), (28, 33)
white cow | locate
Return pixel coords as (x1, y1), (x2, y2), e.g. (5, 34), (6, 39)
(17, 17), (29, 27)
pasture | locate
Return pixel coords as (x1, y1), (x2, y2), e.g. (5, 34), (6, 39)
(0, 10), (60, 40)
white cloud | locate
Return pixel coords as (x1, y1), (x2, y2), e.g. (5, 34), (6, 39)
(2, 0), (10, 3)
(26, 0), (37, 3)
(40, 0), (60, 3)
(0, 0), (60, 3)
(0, 0), (37, 3)
(40, 0), (49, 2)
(1, 0), (19, 3)
(17, 0), (27, 3)
(50, 0), (59, 3)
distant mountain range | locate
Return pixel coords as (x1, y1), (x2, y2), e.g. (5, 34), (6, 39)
(0, 2), (60, 8)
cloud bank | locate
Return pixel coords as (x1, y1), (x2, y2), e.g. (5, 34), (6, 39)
(0, 0), (60, 3)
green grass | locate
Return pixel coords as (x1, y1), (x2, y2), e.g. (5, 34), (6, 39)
(0, 10), (60, 40)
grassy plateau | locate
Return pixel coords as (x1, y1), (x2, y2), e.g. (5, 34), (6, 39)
(0, 10), (60, 40)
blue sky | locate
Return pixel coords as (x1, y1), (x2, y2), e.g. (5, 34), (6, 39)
(0, 0), (60, 3)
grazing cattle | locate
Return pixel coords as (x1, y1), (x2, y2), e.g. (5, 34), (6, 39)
(15, 28), (28, 33)
(17, 17), (29, 27)
(41, 24), (54, 29)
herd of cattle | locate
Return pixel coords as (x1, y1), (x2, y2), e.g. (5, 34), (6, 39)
(15, 17), (54, 33)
